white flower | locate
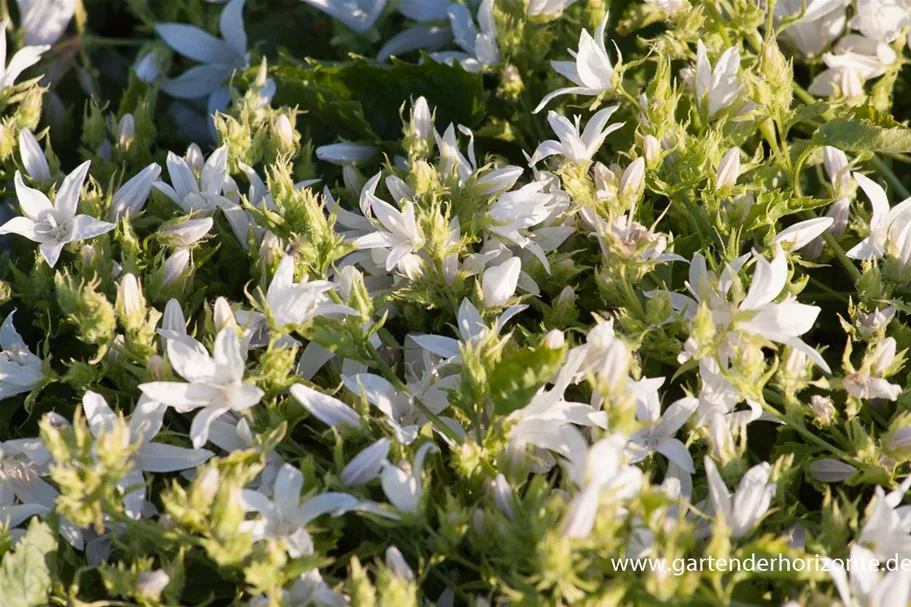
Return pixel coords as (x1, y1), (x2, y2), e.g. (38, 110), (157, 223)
(561, 431), (643, 538)
(239, 463), (359, 557)
(138, 327), (265, 449)
(528, 0), (579, 18)
(858, 476), (911, 559)
(529, 106), (624, 165)
(438, 0), (499, 72)
(481, 257), (521, 308)
(343, 373), (452, 444)
(809, 35), (897, 97)
(0, 311), (45, 400)
(486, 182), (562, 266)
(0, 163), (115, 267)
(385, 545), (414, 581)
(18, 128), (50, 183)
(153, 145), (231, 214)
(381, 441), (438, 515)
(693, 40), (741, 118)
(109, 164), (163, 220)
(247, 570), (347, 607)
(315, 143), (378, 164)
(776, 0), (849, 57)
(771, 217), (835, 252)
(507, 348), (608, 462)
(354, 173), (426, 276)
(411, 297), (526, 363)
(206, 413), (282, 491)
(253, 255), (356, 335)
(135, 570), (170, 600)
(290, 384), (363, 428)
(704, 457), (775, 538)
(0, 18), (49, 90)
(156, 0), (249, 100)
(300, 0), (387, 34)
(847, 172), (911, 260)
(627, 391), (698, 474)
(715, 148), (741, 190)
(808, 459), (857, 482)
(341, 438), (390, 487)
(654, 249), (830, 372)
(0, 437), (56, 510)
(826, 544), (911, 607)
(534, 13), (613, 112)
(843, 373), (901, 401)
(82, 391), (213, 518)
(850, 0), (911, 43)
(15, 0), (75, 46)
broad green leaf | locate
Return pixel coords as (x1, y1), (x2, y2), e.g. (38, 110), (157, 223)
(266, 57), (488, 144)
(811, 104), (911, 153)
(0, 519), (57, 607)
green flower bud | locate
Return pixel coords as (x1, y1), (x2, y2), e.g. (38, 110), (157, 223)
(55, 272), (117, 345)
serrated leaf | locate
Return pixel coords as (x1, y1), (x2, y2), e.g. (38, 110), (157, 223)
(811, 104), (911, 153)
(0, 519), (57, 607)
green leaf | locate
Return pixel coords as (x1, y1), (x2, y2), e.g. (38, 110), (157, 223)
(0, 519), (58, 607)
(811, 104), (911, 153)
(266, 57), (488, 144)
(489, 344), (565, 417)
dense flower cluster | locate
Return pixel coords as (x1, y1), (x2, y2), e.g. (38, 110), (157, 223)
(5, 0), (911, 605)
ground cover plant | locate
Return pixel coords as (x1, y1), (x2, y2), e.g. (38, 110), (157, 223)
(6, 0), (911, 605)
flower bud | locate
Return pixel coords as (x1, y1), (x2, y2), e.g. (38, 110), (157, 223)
(411, 97), (432, 142)
(18, 128), (50, 182)
(110, 163), (162, 220)
(643, 135), (661, 166)
(823, 146), (851, 193)
(341, 438), (390, 487)
(715, 148), (741, 190)
(136, 570), (170, 599)
(117, 114), (135, 151)
(0, 124), (15, 160)
(492, 474), (515, 521)
(543, 329), (564, 349)
(385, 546), (414, 582)
(810, 395), (835, 426)
(600, 339), (629, 392)
(134, 52), (160, 83)
(386, 174), (415, 203)
(343, 165), (365, 195)
(271, 113), (297, 157)
(619, 158), (645, 201)
(826, 198), (850, 236)
(116, 274), (146, 331)
(808, 459), (856, 483)
(159, 248), (191, 289)
(213, 296), (236, 331)
(872, 337), (898, 375)
(857, 305), (895, 337)
(159, 217), (213, 248)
